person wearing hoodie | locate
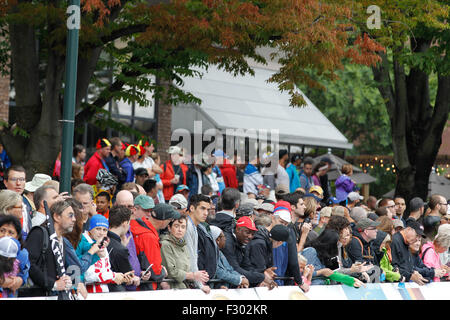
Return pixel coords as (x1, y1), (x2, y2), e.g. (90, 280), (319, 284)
(210, 225), (249, 289)
(76, 214), (130, 293)
(420, 225), (450, 282)
(378, 233), (403, 282)
(335, 164), (357, 203)
(209, 188), (241, 234)
(160, 215), (209, 289)
(243, 223), (290, 290)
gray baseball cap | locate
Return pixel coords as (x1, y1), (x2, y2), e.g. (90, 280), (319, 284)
(355, 217), (380, 231)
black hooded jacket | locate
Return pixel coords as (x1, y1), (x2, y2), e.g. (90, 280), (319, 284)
(347, 230), (378, 265)
(243, 227), (273, 273)
(209, 212), (236, 235)
(221, 230), (265, 286)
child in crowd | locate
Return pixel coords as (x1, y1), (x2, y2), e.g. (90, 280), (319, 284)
(297, 254), (314, 288)
(96, 191), (111, 219)
(0, 215), (30, 297)
(378, 233), (403, 282)
(76, 215), (129, 293)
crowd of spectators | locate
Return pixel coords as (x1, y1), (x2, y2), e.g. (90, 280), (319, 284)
(0, 138), (449, 299)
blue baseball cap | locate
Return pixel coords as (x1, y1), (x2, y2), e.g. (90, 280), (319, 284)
(176, 184), (190, 193)
(89, 214), (109, 231)
(328, 197), (340, 205)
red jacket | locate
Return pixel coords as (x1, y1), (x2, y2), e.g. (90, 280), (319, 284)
(84, 152), (105, 185)
(220, 160), (238, 188)
(160, 160), (188, 201)
(130, 217), (164, 290)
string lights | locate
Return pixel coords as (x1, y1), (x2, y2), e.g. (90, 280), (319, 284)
(348, 155), (450, 179)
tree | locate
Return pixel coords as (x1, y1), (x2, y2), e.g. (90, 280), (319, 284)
(0, 0), (385, 178)
(351, 0), (450, 205)
(298, 62), (392, 156)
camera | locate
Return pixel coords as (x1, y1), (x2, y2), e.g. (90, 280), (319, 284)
(304, 217), (311, 224)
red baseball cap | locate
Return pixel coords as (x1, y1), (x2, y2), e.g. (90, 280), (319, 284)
(236, 216), (257, 231)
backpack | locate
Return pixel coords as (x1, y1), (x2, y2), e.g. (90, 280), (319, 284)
(19, 226), (50, 297)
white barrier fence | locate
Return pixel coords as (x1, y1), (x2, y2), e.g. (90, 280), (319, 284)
(12, 282), (450, 300)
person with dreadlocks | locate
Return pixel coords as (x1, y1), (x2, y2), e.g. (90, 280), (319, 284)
(84, 138), (112, 186)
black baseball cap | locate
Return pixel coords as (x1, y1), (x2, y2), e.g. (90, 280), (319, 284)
(409, 220), (425, 237)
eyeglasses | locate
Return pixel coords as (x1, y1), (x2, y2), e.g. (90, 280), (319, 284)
(439, 203), (448, 206)
(386, 205), (395, 209)
(366, 227), (377, 230)
(8, 177), (26, 183)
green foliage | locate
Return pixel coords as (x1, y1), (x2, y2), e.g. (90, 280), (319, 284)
(298, 62), (392, 155)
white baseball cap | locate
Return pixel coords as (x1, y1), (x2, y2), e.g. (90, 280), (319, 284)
(274, 210), (291, 223)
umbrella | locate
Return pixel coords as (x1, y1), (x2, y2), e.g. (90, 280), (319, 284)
(383, 172), (450, 199)
(312, 153), (377, 184)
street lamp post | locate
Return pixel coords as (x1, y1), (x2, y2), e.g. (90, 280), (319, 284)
(60, 0), (80, 193)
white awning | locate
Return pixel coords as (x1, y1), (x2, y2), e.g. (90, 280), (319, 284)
(172, 65), (353, 150)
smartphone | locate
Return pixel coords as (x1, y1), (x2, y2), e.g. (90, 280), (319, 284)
(142, 264), (153, 277)
(98, 236), (108, 248)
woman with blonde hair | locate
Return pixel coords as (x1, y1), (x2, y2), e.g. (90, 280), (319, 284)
(0, 190), (23, 220)
(420, 224), (450, 282)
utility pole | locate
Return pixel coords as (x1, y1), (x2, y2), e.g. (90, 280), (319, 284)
(60, 0), (80, 193)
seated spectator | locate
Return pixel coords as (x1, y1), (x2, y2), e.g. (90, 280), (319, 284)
(209, 225), (249, 289)
(96, 191), (111, 219)
(0, 216), (30, 297)
(301, 228), (364, 287)
(160, 215), (209, 289)
(314, 206), (332, 235)
(297, 254), (314, 288)
(326, 216), (371, 281)
(76, 214), (128, 293)
(391, 222), (429, 285)
(347, 218), (380, 265)
(393, 219), (405, 234)
(378, 233), (403, 282)
(409, 236), (441, 284)
(244, 224), (290, 289)
(221, 216), (270, 287)
(420, 225), (450, 282)
(350, 207), (367, 224)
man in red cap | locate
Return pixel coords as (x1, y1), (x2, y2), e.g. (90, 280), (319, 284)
(84, 138), (111, 185)
(221, 216), (277, 287)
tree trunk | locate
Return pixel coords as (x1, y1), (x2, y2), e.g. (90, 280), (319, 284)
(372, 43), (450, 214)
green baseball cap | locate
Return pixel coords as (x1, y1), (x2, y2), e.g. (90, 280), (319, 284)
(134, 194), (155, 210)
(151, 203), (181, 220)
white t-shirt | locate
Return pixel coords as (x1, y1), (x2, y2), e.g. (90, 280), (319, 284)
(132, 157), (155, 170)
(275, 164), (290, 188)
